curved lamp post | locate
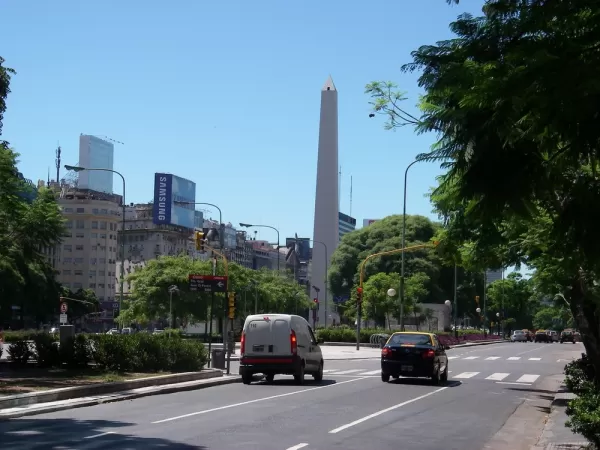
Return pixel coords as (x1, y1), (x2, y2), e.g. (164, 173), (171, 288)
(65, 165), (126, 329)
(174, 201), (224, 249)
(240, 223), (280, 271)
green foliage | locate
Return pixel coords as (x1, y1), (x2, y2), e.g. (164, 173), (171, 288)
(8, 340), (32, 364)
(32, 333), (60, 368)
(485, 273), (535, 329)
(361, 272), (400, 326)
(564, 356), (600, 447)
(366, 0), (600, 378)
(2, 329), (58, 343)
(119, 255), (311, 326)
(0, 56), (15, 135)
(315, 326), (484, 343)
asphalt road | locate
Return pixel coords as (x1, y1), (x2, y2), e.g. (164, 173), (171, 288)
(0, 341), (583, 450)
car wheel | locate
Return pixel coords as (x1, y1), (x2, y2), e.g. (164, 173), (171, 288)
(381, 372), (390, 382)
(431, 367), (441, 385)
(440, 365), (448, 383)
(242, 373), (253, 385)
(265, 374), (275, 383)
(313, 361), (324, 382)
(294, 363), (305, 385)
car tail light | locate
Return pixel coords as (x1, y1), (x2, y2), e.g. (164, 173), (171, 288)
(290, 330), (297, 354)
(423, 349), (435, 358)
(381, 347), (392, 358)
(240, 332), (246, 356)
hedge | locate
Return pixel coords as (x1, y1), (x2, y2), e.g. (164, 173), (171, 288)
(2, 329), (58, 343)
(315, 326), (489, 344)
(6, 333), (208, 373)
(564, 355), (600, 448)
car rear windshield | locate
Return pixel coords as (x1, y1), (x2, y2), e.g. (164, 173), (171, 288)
(514, 331), (524, 334)
(388, 334), (432, 346)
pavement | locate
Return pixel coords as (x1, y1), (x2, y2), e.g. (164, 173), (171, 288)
(0, 340), (584, 449)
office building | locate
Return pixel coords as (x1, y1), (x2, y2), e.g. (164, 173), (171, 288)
(338, 212), (356, 241)
(485, 269), (503, 286)
(312, 76), (340, 327)
(77, 135), (115, 193)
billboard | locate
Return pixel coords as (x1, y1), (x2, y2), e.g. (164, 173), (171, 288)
(152, 173), (196, 228)
(285, 237), (311, 261)
(362, 219), (378, 227)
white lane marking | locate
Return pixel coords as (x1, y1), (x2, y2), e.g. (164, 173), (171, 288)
(333, 369), (364, 375)
(485, 357), (500, 360)
(329, 387), (448, 434)
(448, 356), (459, 360)
(516, 374), (540, 383)
(323, 369), (337, 373)
(507, 357), (521, 360)
(359, 370), (381, 375)
(452, 372), (479, 379)
(84, 432), (116, 439)
(152, 377), (367, 424)
(529, 358), (541, 361)
(286, 444), (309, 450)
(486, 373), (510, 381)
(496, 381), (532, 386)
(464, 356), (479, 360)
(516, 346), (545, 356)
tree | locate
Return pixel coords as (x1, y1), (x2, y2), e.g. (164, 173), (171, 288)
(119, 255), (311, 329)
(0, 56), (15, 136)
(366, 0), (600, 379)
(485, 273), (535, 330)
(361, 272), (400, 328)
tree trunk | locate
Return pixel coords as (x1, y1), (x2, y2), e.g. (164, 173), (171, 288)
(570, 276), (600, 384)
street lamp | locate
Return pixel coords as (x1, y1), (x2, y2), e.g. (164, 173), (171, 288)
(444, 299), (452, 331)
(65, 164), (126, 329)
(476, 307), (481, 329)
(174, 201), (224, 249)
(239, 223), (280, 271)
(496, 312), (501, 336)
(168, 285), (179, 333)
(398, 157), (427, 331)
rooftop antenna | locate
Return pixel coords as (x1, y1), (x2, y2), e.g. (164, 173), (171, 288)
(55, 144), (61, 183)
(349, 175), (353, 217)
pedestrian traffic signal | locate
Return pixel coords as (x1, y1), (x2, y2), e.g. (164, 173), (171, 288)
(356, 287), (363, 308)
(227, 292), (236, 319)
(195, 231), (205, 251)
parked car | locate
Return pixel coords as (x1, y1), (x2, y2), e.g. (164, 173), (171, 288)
(546, 330), (559, 342)
(534, 330), (550, 342)
(560, 330), (576, 344)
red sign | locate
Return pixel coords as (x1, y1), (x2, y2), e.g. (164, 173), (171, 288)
(60, 302), (68, 314)
(188, 274), (228, 292)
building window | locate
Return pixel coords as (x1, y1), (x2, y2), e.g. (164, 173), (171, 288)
(90, 258), (97, 265)
(76, 220), (85, 229)
(91, 233), (98, 238)
(89, 283), (96, 288)
(65, 221), (73, 229)
(73, 282), (82, 289)
(101, 208), (108, 215)
(63, 207), (73, 212)
(99, 258), (106, 264)
(76, 208), (85, 213)
(63, 257), (72, 264)
(99, 283), (105, 289)
(89, 270), (96, 277)
(63, 244), (72, 252)
(92, 208), (99, 214)
(92, 245), (98, 251)
(92, 221), (98, 229)
(63, 270), (72, 275)
(75, 245), (84, 251)
(100, 234), (107, 239)
(76, 232), (85, 238)
(74, 258), (84, 264)
(74, 270), (83, 276)
(100, 221), (107, 230)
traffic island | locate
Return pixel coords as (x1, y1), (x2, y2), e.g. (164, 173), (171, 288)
(0, 369), (239, 419)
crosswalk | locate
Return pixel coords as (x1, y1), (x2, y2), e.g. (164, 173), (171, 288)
(447, 356), (543, 361)
(322, 369), (541, 384)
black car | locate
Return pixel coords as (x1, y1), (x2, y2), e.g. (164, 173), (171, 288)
(381, 332), (449, 384)
(534, 331), (550, 342)
(560, 331), (576, 344)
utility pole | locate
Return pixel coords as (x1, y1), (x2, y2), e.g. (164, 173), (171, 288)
(207, 257), (216, 368)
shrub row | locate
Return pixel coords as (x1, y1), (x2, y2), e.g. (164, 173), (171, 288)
(2, 329), (59, 343)
(564, 355), (600, 448)
(7, 333), (208, 373)
(315, 326), (488, 343)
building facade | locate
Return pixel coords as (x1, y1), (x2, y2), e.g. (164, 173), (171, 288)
(77, 135), (115, 193)
(338, 212), (356, 241)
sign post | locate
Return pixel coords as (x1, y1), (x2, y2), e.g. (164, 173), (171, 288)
(60, 313), (68, 324)
(188, 275), (228, 293)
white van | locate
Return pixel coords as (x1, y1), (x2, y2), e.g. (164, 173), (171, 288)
(239, 314), (324, 385)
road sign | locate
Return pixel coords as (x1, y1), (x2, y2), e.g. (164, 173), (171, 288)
(60, 313), (68, 324)
(188, 274), (228, 293)
(60, 302), (68, 313)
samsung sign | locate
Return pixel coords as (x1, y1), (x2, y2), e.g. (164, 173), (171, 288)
(153, 173), (173, 224)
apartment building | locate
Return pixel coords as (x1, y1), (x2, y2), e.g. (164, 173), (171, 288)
(54, 188), (122, 315)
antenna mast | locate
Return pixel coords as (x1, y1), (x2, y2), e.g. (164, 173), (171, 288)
(55, 145), (61, 183)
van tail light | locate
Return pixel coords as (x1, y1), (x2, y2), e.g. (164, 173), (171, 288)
(290, 329), (298, 354)
(381, 347), (392, 358)
(423, 349), (435, 359)
(240, 332), (246, 356)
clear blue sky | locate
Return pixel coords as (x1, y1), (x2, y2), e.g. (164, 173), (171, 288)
(3, 0), (485, 244)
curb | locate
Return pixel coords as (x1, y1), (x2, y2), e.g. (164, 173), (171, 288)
(551, 385), (578, 408)
(0, 368), (224, 410)
(0, 375), (241, 420)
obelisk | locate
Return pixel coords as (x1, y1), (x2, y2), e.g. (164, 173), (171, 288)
(312, 76), (339, 327)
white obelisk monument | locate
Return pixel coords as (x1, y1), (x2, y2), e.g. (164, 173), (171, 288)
(312, 76), (339, 327)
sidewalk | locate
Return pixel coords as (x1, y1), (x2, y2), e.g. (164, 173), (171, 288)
(532, 386), (590, 450)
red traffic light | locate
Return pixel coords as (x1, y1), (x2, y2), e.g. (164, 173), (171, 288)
(357, 287), (363, 294)
(313, 298), (318, 303)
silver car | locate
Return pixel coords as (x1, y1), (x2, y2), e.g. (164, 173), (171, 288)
(511, 330), (527, 342)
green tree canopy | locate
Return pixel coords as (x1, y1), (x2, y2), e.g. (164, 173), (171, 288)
(366, 0), (600, 378)
(485, 272), (535, 330)
(118, 255), (311, 327)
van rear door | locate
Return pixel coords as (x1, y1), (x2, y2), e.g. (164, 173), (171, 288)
(245, 316), (291, 357)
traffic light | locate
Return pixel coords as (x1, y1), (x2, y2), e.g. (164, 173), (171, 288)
(227, 292), (236, 319)
(475, 295), (480, 305)
(356, 287), (363, 308)
(195, 231), (205, 251)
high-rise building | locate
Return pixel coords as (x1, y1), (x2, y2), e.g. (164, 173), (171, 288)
(485, 269), (503, 285)
(312, 76), (340, 327)
(338, 212), (356, 241)
(77, 135), (115, 193)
